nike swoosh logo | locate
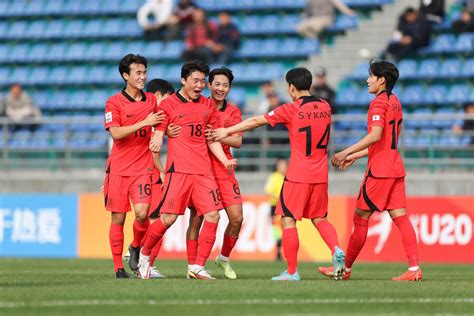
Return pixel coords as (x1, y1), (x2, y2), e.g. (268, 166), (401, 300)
(178, 114), (187, 119)
(127, 114), (134, 117)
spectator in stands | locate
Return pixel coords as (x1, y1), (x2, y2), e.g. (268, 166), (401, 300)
(137, 0), (173, 40)
(310, 67), (336, 113)
(297, 0), (357, 38)
(452, 8), (474, 33)
(2, 83), (41, 131)
(167, 0), (199, 40)
(266, 93), (288, 145)
(453, 102), (474, 144)
(211, 11), (241, 65)
(384, 8), (431, 60)
(181, 8), (217, 64)
(419, 0), (445, 24)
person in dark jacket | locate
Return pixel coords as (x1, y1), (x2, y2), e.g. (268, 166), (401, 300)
(384, 8), (431, 60)
(211, 11), (241, 65)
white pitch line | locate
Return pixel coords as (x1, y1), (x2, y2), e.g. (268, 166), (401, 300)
(0, 298), (473, 309)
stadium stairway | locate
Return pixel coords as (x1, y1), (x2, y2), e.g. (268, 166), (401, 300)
(307, 0), (419, 87)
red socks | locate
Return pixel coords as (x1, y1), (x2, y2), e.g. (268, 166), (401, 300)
(195, 221), (218, 266)
(142, 219), (168, 256)
(315, 220), (339, 255)
(149, 239), (163, 266)
(187, 239), (199, 265)
(131, 218), (150, 248)
(221, 234), (238, 258)
(345, 214), (369, 269)
(109, 223), (124, 272)
(282, 227), (299, 274)
(393, 215), (419, 267)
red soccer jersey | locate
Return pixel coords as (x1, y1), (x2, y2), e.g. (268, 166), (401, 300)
(210, 100), (242, 179)
(104, 90), (157, 176)
(264, 96), (331, 184)
(366, 90), (406, 178)
(157, 91), (222, 175)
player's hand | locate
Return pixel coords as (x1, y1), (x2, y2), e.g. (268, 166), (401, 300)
(213, 128), (229, 142)
(99, 185), (104, 193)
(143, 111), (165, 127)
(224, 158), (237, 170)
(149, 135), (163, 153)
(167, 123), (182, 138)
(339, 158), (356, 171)
(205, 125), (216, 143)
(331, 151), (349, 168)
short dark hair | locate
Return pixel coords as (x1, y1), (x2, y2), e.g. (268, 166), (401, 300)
(285, 67), (312, 91)
(147, 79), (175, 95)
(209, 67), (234, 85)
(181, 60), (210, 79)
(118, 54), (147, 82)
(369, 59), (399, 92)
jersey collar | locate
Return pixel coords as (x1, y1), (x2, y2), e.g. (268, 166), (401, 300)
(298, 95), (320, 106)
(219, 99), (228, 112)
(376, 89), (391, 97)
(176, 89), (201, 104)
(121, 89), (146, 102)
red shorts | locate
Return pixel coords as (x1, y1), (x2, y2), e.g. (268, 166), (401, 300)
(149, 178), (164, 217)
(215, 176), (242, 208)
(275, 180), (328, 221)
(149, 172), (223, 218)
(104, 174), (152, 213)
(356, 172), (406, 212)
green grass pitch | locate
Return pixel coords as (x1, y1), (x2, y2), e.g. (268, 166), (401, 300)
(0, 258), (472, 316)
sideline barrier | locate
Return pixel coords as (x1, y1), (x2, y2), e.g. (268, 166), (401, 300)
(1, 194), (473, 263)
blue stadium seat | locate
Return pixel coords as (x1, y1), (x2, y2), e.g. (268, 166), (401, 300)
(462, 58), (474, 78)
(46, 43), (67, 62)
(70, 90), (89, 109)
(49, 67), (70, 85)
(239, 16), (259, 34)
(66, 43), (88, 61)
(423, 84), (447, 105)
(439, 59), (462, 78)
(80, 1), (101, 14)
(147, 65), (167, 80)
(398, 59), (417, 79)
(400, 85), (424, 104)
(342, 109), (366, 130)
(236, 39), (259, 58)
(90, 90), (109, 109)
(327, 15), (358, 32)
(84, 20), (104, 37)
(87, 42), (107, 61)
(143, 42), (164, 59)
(8, 44), (29, 62)
(228, 87), (246, 108)
(51, 131), (67, 149)
(27, 20), (47, 39)
(24, 0), (47, 15)
(68, 66), (88, 85)
(260, 15), (279, 34)
(31, 91), (50, 110)
(336, 86), (360, 106)
(45, 20), (65, 38)
(64, 20), (86, 38)
(161, 41), (183, 59)
(9, 130), (32, 149)
(8, 2), (27, 16)
(49, 90), (71, 109)
(30, 131), (51, 150)
(104, 42), (127, 60)
(348, 62), (369, 79)
(405, 108), (433, 129)
(426, 34), (457, 53)
(88, 131), (109, 148)
(27, 67), (50, 85)
(447, 84), (471, 103)
(44, 0), (64, 15)
(0, 22), (7, 38)
(279, 15), (299, 33)
(102, 19), (123, 37)
(6, 21), (28, 39)
(455, 33), (473, 53)
(10, 67), (30, 85)
(88, 65), (108, 84)
(126, 41), (145, 55)
(62, 1), (82, 15)
(27, 43), (49, 62)
(0, 68), (10, 86)
(432, 108), (456, 129)
(418, 59), (440, 78)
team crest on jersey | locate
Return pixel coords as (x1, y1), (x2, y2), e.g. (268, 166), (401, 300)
(224, 120), (231, 128)
(268, 111), (274, 116)
(105, 112), (112, 123)
(372, 115), (380, 121)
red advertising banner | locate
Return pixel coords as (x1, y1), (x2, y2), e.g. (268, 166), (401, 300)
(77, 194), (474, 263)
(351, 197), (474, 264)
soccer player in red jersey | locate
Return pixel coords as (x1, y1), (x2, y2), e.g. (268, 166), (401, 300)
(213, 67), (345, 281)
(140, 78), (176, 278)
(103, 54), (165, 278)
(180, 67), (243, 279)
(319, 60), (422, 281)
(137, 61), (237, 280)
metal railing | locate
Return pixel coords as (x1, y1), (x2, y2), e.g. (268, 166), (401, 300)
(1, 114), (473, 172)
